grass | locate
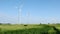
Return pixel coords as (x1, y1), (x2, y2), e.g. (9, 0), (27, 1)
(48, 24), (60, 30)
(0, 24), (43, 31)
(0, 24), (60, 34)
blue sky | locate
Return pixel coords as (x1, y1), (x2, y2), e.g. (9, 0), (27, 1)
(0, 0), (60, 24)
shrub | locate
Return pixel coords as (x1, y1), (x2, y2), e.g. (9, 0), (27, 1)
(24, 25), (28, 26)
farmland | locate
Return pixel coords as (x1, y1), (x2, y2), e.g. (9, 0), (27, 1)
(0, 24), (60, 34)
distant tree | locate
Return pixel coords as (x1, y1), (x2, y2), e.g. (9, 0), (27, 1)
(48, 23), (50, 24)
(56, 23), (60, 25)
(6, 23), (11, 25)
(0, 23), (2, 25)
(40, 23), (42, 25)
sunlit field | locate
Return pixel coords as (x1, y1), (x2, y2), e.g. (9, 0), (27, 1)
(0, 24), (60, 34)
(0, 24), (43, 31)
(48, 24), (60, 30)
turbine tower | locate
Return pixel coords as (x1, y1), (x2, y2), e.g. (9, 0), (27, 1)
(17, 0), (24, 24)
(27, 11), (30, 24)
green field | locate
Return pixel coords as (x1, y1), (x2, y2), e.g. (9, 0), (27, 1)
(49, 24), (60, 30)
(0, 24), (60, 34)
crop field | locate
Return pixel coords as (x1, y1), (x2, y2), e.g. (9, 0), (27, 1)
(49, 24), (60, 30)
(0, 24), (60, 34)
(0, 24), (43, 31)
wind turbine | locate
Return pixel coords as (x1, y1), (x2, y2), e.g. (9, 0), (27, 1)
(27, 10), (31, 24)
(17, 0), (24, 24)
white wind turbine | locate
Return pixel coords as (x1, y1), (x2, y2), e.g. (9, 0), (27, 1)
(16, 0), (24, 24)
